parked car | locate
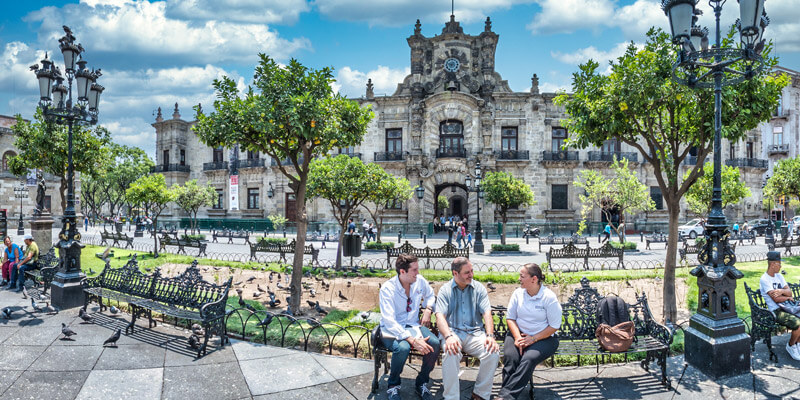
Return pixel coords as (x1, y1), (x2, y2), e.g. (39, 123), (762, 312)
(678, 218), (704, 239)
(792, 216), (800, 234)
(746, 218), (771, 236)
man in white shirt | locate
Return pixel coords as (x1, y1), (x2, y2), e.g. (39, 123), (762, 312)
(378, 253), (439, 400)
(759, 251), (800, 360)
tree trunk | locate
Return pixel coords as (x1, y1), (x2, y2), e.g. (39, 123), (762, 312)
(501, 211), (507, 245)
(662, 199), (681, 324)
(335, 225), (346, 270)
(289, 179), (309, 316)
(377, 214), (384, 243)
(153, 216), (160, 258)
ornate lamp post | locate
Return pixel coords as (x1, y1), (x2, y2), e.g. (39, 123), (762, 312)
(13, 181), (28, 235)
(465, 161), (485, 253)
(662, 0), (768, 378)
(32, 26), (104, 309)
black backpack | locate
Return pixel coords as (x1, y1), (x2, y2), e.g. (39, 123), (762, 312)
(596, 296), (630, 327)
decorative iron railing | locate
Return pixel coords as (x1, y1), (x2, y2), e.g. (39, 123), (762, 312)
(203, 161), (228, 171)
(725, 158), (768, 169)
(436, 147), (466, 158)
(541, 151), (579, 161)
(587, 151), (638, 162)
(495, 150), (530, 160)
(373, 151), (406, 161)
(150, 163), (190, 173)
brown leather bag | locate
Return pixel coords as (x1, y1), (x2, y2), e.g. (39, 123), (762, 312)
(595, 321), (635, 353)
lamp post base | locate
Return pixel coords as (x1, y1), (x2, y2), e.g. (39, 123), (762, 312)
(684, 313), (751, 379)
(50, 271), (87, 310)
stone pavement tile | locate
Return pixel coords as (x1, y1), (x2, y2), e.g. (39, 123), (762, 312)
(162, 361), (251, 400)
(529, 365), (603, 399)
(4, 323), (59, 345)
(0, 326), (19, 343)
(240, 352), (335, 396)
(0, 370), (23, 396)
(2, 370), (90, 400)
(252, 381), (356, 400)
(50, 323), (125, 346)
(20, 309), (79, 327)
(93, 343), (166, 370)
(0, 345), (47, 370)
(753, 369), (800, 399)
(672, 363), (755, 399)
(163, 339), (236, 367)
(587, 363), (674, 400)
(231, 339), (297, 361)
(338, 373), (385, 400)
(311, 353), (374, 380)
(75, 367), (163, 400)
(29, 344), (104, 371)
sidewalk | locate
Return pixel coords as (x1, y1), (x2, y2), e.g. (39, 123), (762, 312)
(1, 286), (799, 399)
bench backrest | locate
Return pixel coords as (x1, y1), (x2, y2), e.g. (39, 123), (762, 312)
(95, 255), (153, 296)
(386, 241), (469, 259)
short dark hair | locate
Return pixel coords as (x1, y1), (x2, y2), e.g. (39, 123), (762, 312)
(395, 253), (418, 274)
(523, 263), (545, 282)
(451, 257), (471, 273)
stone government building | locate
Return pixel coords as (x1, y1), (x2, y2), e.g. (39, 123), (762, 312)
(153, 16), (800, 231)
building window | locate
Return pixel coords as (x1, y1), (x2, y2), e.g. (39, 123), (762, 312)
(729, 142), (735, 159)
(163, 150), (169, 166)
(386, 128), (402, 153)
(214, 189), (224, 209)
(746, 141), (754, 159)
(775, 95), (783, 116)
(552, 185), (568, 210)
(501, 127), (518, 151)
(1, 151), (15, 171)
(386, 199), (402, 209)
(551, 127), (567, 152)
(773, 126), (783, 145)
(439, 120), (464, 152)
(247, 188), (260, 209)
(650, 186), (663, 210)
(213, 147), (224, 163)
(339, 146), (355, 156)
(180, 149), (186, 166)
(601, 139), (620, 153)
(247, 150), (259, 159)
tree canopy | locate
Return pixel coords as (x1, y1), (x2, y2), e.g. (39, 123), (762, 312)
(173, 180), (216, 234)
(685, 163), (751, 217)
(126, 174), (175, 257)
(361, 173), (414, 243)
(482, 171), (535, 244)
(764, 157), (800, 204)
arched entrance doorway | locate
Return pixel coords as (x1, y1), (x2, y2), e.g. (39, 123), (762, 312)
(434, 183), (469, 220)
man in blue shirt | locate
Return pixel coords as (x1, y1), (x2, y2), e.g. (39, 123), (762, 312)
(346, 218), (356, 233)
(603, 223), (611, 243)
(435, 257), (499, 400)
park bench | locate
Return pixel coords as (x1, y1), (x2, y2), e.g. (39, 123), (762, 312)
(679, 241), (736, 262)
(150, 228), (178, 238)
(370, 277), (674, 396)
(644, 232), (668, 250)
(767, 236), (799, 255)
(100, 229), (135, 249)
(744, 281), (800, 362)
(81, 257), (232, 357)
(159, 233), (208, 257)
(23, 247), (60, 305)
(546, 242), (624, 270)
(386, 241), (468, 269)
(730, 231), (756, 245)
(248, 239), (319, 264)
(211, 229), (252, 244)
(538, 235), (588, 252)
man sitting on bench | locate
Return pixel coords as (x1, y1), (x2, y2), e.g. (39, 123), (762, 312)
(760, 251), (800, 360)
(378, 253), (439, 400)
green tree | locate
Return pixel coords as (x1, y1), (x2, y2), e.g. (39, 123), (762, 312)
(764, 157), (800, 206)
(8, 111), (112, 213)
(482, 171), (536, 244)
(574, 157), (655, 243)
(268, 214), (288, 233)
(361, 174), (414, 243)
(193, 56), (372, 313)
(685, 163), (751, 216)
(80, 175), (105, 220)
(437, 195), (449, 214)
(126, 174), (175, 257)
(102, 144), (154, 217)
(554, 28), (786, 322)
(173, 180), (217, 234)
(307, 155), (387, 269)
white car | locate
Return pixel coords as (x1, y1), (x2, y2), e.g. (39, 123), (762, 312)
(793, 216), (800, 234)
(678, 218), (705, 239)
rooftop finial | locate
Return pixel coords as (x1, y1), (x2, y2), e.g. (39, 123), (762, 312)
(531, 74), (539, 94)
(172, 102), (180, 119)
(414, 19), (421, 35)
(366, 79), (374, 99)
(451, 0), (454, 16)
(156, 107), (163, 122)
(485, 17), (492, 32)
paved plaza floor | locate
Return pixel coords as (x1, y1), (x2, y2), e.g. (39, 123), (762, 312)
(1, 288), (799, 399)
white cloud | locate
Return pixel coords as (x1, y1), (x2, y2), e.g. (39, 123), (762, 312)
(25, 0), (310, 66)
(314, 0), (533, 27)
(527, 0), (615, 35)
(164, 0), (310, 25)
(335, 65), (410, 97)
(614, 0), (668, 39)
(551, 42), (634, 66)
(0, 42), (43, 94)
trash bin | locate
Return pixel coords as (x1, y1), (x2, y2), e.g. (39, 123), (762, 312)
(115, 222), (123, 233)
(342, 233), (362, 258)
(135, 223), (145, 237)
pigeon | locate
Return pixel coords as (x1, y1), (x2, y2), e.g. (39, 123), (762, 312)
(191, 323), (205, 336)
(267, 289), (276, 297)
(109, 306), (119, 315)
(79, 308), (93, 323)
(487, 282), (497, 292)
(188, 334), (202, 351)
(314, 301), (327, 316)
(277, 273), (281, 281)
(21, 286), (28, 299)
(1, 307), (12, 319)
(276, 282), (285, 290)
(338, 291), (348, 301)
(267, 298), (281, 308)
(103, 329), (121, 347)
(31, 298), (43, 313)
(234, 281), (243, 287)
(281, 307), (293, 316)
(307, 318), (321, 327)
(61, 323), (77, 340)
(347, 281), (352, 288)
(247, 276), (256, 283)
(359, 311), (371, 322)
(256, 314), (274, 327)
(309, 289), (316, 298)
(306, 300), (317, 308)
(252, 291), (262, 299)
(257, 284), (264, 292)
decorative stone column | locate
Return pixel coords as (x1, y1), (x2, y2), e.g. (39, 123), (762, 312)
(30, 213), (55, 255)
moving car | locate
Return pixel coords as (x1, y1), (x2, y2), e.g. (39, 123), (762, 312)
(678, 218), (704, 239)
(746, 218), (771, 236)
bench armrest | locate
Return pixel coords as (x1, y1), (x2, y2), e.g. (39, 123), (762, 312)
(647, 319), (675, 348)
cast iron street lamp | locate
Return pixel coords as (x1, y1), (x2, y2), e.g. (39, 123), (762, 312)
(13, 181), (28, 235)
(465, 161), (485, 253)
(32, 26), (104, 309)
(662, 0), (768, 378)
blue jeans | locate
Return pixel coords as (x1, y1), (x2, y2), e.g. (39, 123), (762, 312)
(12, 262), (37, 288)
(381, 326), (440, 388)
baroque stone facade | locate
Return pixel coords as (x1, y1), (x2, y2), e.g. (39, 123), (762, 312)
(151, 16), (794, 228)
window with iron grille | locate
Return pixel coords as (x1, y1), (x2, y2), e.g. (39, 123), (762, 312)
(180, 149), (186, 166)
(551, 127), (567, 152)
(439, 120), (464, 152)
(213, 147), (224, 163)
(501, 127), (518, 151)
(214, 189), (224, 209)
(386, 199), (402, 209)
(773, 126), (783, 145)
(247, 188), (259, 209)
(386, 129), (402, 152)
(552, 185), (568, 210)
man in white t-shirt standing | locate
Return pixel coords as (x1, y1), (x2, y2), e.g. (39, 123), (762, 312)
(759, 251), (800, 360)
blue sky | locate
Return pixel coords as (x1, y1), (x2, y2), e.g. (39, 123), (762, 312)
(1, 0), (799, 158)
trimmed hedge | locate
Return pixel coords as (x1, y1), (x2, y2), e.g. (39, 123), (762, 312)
(609, 241), (637, 250)
(491, 244), (520, 252)
(257, 237), (288, 245)
(365, 241), (394, 250)
(181, 234), (206, 241)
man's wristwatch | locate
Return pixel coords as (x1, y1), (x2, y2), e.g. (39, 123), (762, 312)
(445, 333), (455, 340)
